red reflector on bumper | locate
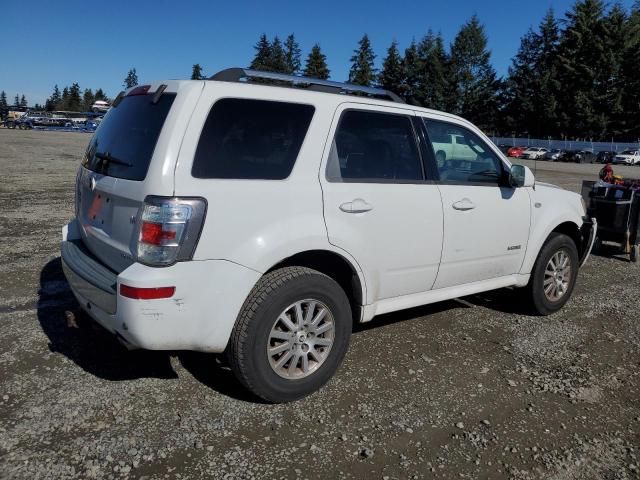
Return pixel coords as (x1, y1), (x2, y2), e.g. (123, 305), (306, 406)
(120, 285), (175, 300)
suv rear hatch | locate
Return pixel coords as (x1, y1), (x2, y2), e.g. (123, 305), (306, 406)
(76, 81), (202, 272)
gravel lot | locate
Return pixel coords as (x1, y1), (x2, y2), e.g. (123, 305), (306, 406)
(1, 129), (639, 480)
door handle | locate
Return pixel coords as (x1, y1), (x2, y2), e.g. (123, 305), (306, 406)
(339, 199), (373, 213)
(452, 198), (476, 211)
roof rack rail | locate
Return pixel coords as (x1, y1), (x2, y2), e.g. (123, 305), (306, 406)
(209, 68), (405, 104)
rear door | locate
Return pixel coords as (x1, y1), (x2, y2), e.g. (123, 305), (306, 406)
(77, 82), (197, 272)
(320, 104), (444, 303)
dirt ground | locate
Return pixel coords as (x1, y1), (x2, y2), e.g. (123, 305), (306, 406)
(0, 129), (639, 480)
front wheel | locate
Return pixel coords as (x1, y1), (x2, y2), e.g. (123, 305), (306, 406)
(525, 233), (579, 315)
(227, 267), (352, 403)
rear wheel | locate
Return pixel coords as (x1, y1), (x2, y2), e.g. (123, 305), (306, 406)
(227, 267), (352, 403)
(525, 233), (579, 315)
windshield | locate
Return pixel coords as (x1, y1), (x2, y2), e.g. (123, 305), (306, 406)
(82, 93), (176, 181)
(620, 150), (637, 155)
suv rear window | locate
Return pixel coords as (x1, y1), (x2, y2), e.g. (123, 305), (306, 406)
(192, 98), (315, 179)
(82, 93), (176, 181)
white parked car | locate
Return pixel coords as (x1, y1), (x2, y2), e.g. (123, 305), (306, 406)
(521, 147), (549, 160)
(61, 68), (597, 402)
(613, 150), (640, 165)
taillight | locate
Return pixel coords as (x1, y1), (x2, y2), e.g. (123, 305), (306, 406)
(135, 197), (207, 266)
(127, 85), (151, 96)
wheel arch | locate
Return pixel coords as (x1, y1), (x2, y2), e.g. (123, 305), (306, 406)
(521, 217), (584, 275)
(551, 221), (582, 255)
(266, 249), (365, 323)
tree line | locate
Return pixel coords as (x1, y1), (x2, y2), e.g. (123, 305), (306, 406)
(219, 0), (639, 141)
(189, 33), (330, 81)
(3, 0), (637, 140)
(0, 92), (29, 108)
(42, 84), (109, 112)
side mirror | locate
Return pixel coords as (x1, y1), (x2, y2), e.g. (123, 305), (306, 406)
(509, 164), (535, 188)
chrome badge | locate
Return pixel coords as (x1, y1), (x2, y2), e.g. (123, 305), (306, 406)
(88, 176), (97, 191)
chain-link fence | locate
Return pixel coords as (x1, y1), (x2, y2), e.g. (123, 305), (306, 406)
(490, 136), (640, 152)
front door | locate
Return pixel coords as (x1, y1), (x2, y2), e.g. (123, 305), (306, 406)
(320, 104), (444, 303)
(421, 117), (531, 289)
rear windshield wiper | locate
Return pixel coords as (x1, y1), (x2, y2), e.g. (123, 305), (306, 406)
(95, 151), (133, 167)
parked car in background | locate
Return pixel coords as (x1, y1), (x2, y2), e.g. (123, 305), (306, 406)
(566, 150), (596, 163)
(544, 149), (567, 162)
(496, 143), (512, 155)
(521, 147), (549, 160)
(613, 150), (640, 166)
(596, 151), (616, 164)
(507, 146), (527, 158)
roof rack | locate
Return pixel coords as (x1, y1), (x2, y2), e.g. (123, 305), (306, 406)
(209, 68), (405, 104)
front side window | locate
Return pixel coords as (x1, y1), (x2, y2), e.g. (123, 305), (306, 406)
(327, 110), (423, 182)
(423, 119), (505, 185)
(192, 99), (315, 180)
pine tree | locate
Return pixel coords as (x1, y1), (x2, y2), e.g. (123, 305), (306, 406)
(94, 88), (108, 101)
(602, 3), (628, 137)
(503, 29), (540, 135)
(448, 15), (499, 131)
(67, 83), (82, 111)
(622, 2), (640, 138)
(348, 34), (376, 86)
(46, 85), (61, 111)
(284, 34), (302, 74)
(534, 9), (561, 136)
(378, 40), (404, 95)
(250, 33), (273, 71)
(19, 95), (27, 107)
(402, 40), (421, 103)
(191, 64), (204, 80)
(269, 36), (288, 73)
(13, 94), (19, 107)
(82, 89), (95, 111)
(555, 0), (609, 138)
(0, 91), (7, 118)
(303, 44), (330, 79)
(123, 68), (138, 89)
(415, 31), (450, 110)
(60, 87), (69, 110)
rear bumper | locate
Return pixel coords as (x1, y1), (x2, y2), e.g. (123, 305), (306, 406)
(580, 216), (597, 267)
(61, 239), (117, 314)
(61, 220), (262, 352)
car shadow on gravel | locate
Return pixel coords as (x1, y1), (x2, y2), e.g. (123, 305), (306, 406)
(38, 257), (257, 401)
(353, 288), (534, 333)
(38, 257), (178, 381)
(177, 353), (261, 403)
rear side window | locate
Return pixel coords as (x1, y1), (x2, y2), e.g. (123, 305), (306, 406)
(192, 99), (315, 179)
(326, 110), (423, 182)
(83, 93), (176, 181)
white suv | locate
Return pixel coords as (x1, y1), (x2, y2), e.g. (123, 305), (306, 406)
(61, 68), (596, 402)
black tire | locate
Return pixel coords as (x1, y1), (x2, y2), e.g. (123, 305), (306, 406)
(227, 266), (352, 403)
(631, 245), (638, 263)
(525, 233), (579, 315)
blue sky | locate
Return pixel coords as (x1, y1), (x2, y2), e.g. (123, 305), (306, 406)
(1, 0), (636, 106)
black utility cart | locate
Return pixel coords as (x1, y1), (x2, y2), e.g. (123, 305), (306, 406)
(581, 180), (640, 262)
